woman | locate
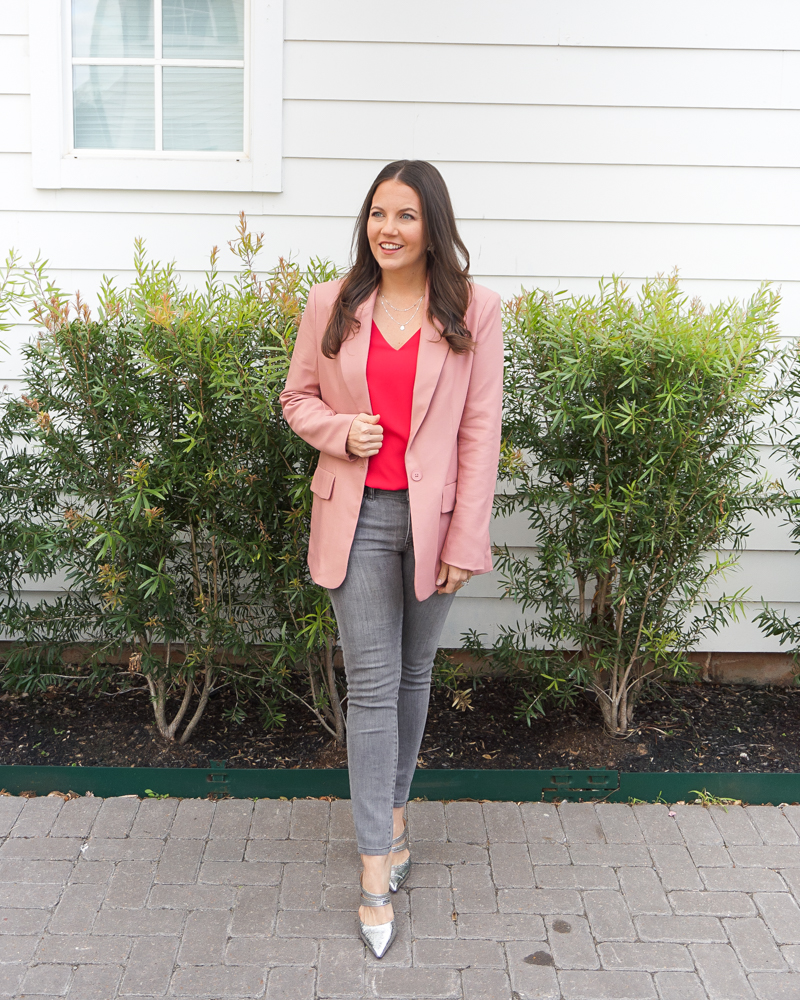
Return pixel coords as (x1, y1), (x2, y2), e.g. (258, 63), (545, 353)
(280, 160), (502, 958)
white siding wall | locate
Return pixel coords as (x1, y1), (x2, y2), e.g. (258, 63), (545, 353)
(1, 0), (798, 650)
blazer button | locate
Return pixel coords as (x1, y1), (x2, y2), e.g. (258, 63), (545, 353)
(411, 471), (422, 481)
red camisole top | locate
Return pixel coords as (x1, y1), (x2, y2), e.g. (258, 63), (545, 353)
(365, 321), (420, 490)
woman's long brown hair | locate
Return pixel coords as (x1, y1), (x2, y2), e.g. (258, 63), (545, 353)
(321, 160), (473, 358)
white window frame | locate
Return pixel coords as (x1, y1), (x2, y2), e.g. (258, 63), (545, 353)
(30, 0), (283, 192)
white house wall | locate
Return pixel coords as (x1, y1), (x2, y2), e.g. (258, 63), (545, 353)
(1, 0), (799, 651)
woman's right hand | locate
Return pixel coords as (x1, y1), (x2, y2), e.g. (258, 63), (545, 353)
(347, 413), (384, 458)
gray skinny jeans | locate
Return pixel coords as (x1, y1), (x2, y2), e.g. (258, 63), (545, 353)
(328, 487), (455, 856)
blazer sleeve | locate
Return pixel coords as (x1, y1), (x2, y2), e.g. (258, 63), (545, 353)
(439, 291), (503, 572)
(279, 284), (357, 463)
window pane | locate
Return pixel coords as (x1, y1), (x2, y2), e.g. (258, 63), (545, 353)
(162, 68), (243, 150)
(73, 66), (155, 149)
(72, 0), (154, 58)
(163, 0), (244, 59)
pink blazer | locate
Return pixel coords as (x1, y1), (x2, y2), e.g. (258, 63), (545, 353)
(280, 279), (503, 601)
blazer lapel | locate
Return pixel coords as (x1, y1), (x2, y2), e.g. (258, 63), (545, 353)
(409, 294), (450, 446)
(338, 287), (377, 415)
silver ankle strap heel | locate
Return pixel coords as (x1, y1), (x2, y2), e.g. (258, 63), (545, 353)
(389, 826), (411, 893)
(359, 874), (396, 959)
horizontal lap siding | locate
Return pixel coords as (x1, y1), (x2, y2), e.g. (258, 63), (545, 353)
(0, 2), (799, 650)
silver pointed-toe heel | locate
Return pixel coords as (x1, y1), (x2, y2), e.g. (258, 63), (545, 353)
(388, 825), (411, 893)
(358, 874), (396, 959)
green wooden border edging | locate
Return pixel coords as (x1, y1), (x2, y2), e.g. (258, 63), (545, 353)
(3, 764), (800, 804)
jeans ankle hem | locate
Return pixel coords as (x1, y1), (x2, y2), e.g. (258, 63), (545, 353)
(358, 846), (392, 857)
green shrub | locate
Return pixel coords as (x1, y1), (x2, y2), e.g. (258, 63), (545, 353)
(477, 273), (780, 734)
(0, 218), (345, 744)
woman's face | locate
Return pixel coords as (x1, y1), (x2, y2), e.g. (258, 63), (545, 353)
(367, 179), (427, 277)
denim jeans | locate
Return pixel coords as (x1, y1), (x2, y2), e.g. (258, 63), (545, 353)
(328, 487), (455, 855)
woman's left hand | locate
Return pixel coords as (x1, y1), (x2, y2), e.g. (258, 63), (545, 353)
(436, 561), (473, 595)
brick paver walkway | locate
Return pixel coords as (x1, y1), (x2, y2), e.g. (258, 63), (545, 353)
(3, 795), (800, 998)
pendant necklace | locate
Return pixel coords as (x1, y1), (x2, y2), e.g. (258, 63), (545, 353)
(380, 291), (423, 332)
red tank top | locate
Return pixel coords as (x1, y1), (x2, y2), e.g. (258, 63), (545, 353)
(365, 321), (420, 490)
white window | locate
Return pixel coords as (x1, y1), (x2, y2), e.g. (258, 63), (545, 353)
(30, 0), (282, 191)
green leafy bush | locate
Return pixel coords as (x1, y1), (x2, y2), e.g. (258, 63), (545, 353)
(480, 273), (780, 734)
(0, 218), (345, 744)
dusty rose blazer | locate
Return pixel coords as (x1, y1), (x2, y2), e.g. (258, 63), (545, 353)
(280, 278), (503, 601)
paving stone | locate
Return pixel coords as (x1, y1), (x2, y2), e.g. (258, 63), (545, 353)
(669, 890), (756, 916)
(265, 965), (315, 999)
(50, 798), (103, 839)
(149, 884), (235, 909)
(749, 972), (800, 999)
(370, 967), (460, 998)
(776, 868), (800, 899)
(489, 841), (534, 888)
(708, 805), (761, 845)
(691, 942), (755, 999)
(170, 964), (266, 997)
(653, 971), (709, 999)
(529, 842), (571, 865)
(0, 797), (24, 836)
(0, 963), (26, 997)
(650, 845), (704, 891)
(276, 908), (353, 939)
(290, 800), (329, 841)
(482, 802), (525, 843)
(0, 858), (73, 884)
(505, 941), (560, 998)
(688, 845), (732, 868)
(0, 934), (39, 961)
(66, 963), (122, 999)
(119, 934), (178, 994)
(0, 882), (62, 908)
(129, 798), (178, 839)
(635, 915), (726, 943)
(784, 945), (800, 970)
(408, 801), (446, 842)
(783, 808), (800, 839)
(409, 842), (488, 865)
(203, 838), (246, 862)
(155, 840), (204, 884)
(250, 799), (291, 839)
(451, 865), (495, 912)
(410, 887), (456, 939)
(456, 911), (546, 940)
(598, 942), (692, 971)
(520, 803), (567, 844)
(0, 907), (50, 935)
(225, 936), (317, 965)
(229, 886), (278, 936)
(725, 916), (787, 972)
(20, 962), (72, 995)
(35, 933), (131, 964)
(672, 806), (724, 845)
(91, 798), (139, 839)
(317, 938), (364, 997)
(413, 938), (504, 967)
(546, 914), (598, 969)
(68, 861), (113, 885)
(461, 968), (513, 1000)
(199, 861), (281, 885)
(569, 844), (651, 867)
(92, 906), (184, 936)
(731, 847), (800, 868)
(747, 807), (800, 845)
(535, 864), (618, 890)
(559, 970), (657, 998)
(755, 893), (800, 943)
(10, 797), (64, 838)
(497, 888), (583, 914)
(245, 839), (325, 863)
(444, 803), (486, 844)
(0, 839), (82, 861)
(171, 799), (215, 839)
(559, 803), (604, 843)
(583, 890), (636, 941)
(406, 862), (450, 888)
(178, 909), (230, 964)
(702, 867), (786, 892)
(596, 804), (645, 844)
(82, 839), (162, 862)
(329, 800), (356, 841)
(209, 799), (253, 839)
(104, 860), (155, 908)
(618, 868), (670, 914)
(632, 805), (684, 844)
(279, 862), (325, 910)
(49, 884), (105, 935)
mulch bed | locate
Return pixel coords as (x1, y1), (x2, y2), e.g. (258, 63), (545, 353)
(2, 677), (800, 774)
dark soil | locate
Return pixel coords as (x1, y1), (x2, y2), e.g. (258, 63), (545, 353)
(2, 678), (800, 774)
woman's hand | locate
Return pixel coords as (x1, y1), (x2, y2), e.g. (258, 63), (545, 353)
(347, 413), (384, 458)
(436, 561), (473, 595)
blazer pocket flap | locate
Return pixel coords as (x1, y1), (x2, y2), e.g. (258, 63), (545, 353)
(441, 481), (457, 513)
(311, 467), (335, 500)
